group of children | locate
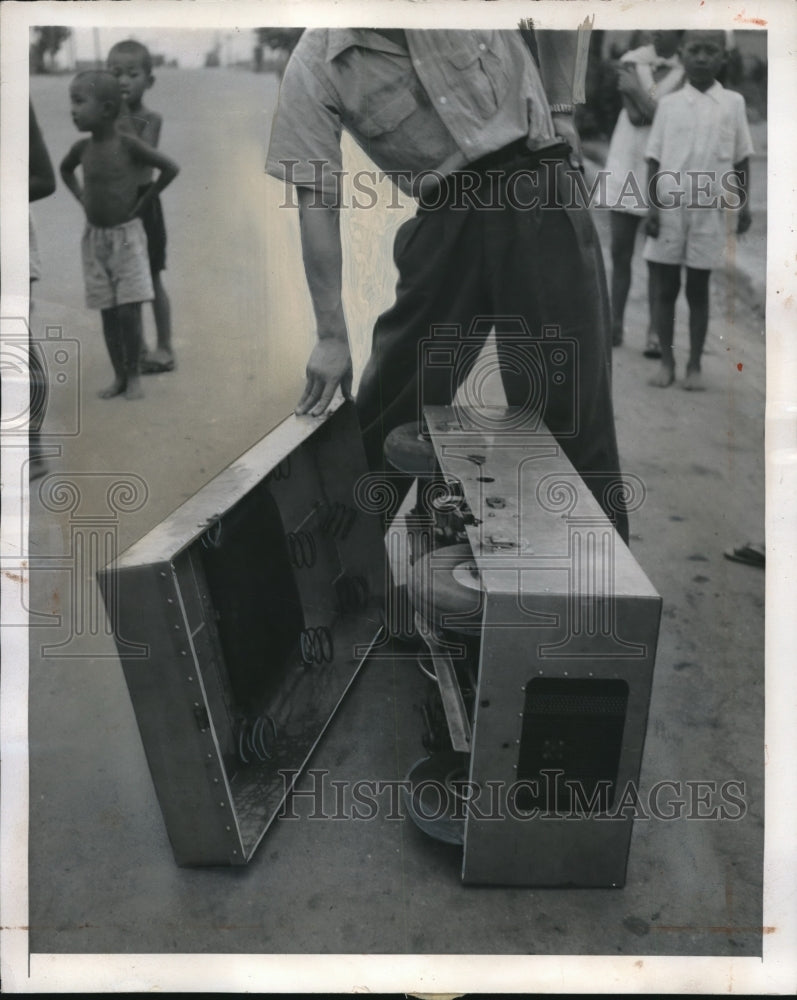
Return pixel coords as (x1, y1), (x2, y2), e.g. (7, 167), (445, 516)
(60, 40), (178, 400)
(60, 31), (753, 401)
(605, 29), (754, 391)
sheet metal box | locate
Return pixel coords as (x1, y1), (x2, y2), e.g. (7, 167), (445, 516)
(98, 401), (384, 866)
(423, 405), (661, 887)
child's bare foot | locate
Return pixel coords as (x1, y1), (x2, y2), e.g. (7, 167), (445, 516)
(125, 375), (145, 400)
(682, 368), (705, 391)
(98, 378), (127, 399)
(648, 364), (675, 388)
(141, 348), (176, 374)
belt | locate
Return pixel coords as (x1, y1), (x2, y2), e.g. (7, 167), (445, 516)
(414, 140), (572, 206)
(465, 139), (571, 175)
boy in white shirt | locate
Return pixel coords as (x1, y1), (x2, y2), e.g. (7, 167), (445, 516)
(644, 30), (753, 390)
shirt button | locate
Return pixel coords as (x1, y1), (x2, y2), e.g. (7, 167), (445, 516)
(478, 43), (486, 51)
(439, 96), (447, 104)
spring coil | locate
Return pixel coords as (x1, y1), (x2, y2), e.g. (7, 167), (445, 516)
(287, 530), (317, 568)
(317, 500), (357, 540)
(200, 517), (223, 549)
(335, 574), (369, 614)
(237, 714), (278, 764)
(300, 625), (334, 665)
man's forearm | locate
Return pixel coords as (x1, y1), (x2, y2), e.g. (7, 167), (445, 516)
(297, 187), (347, 340)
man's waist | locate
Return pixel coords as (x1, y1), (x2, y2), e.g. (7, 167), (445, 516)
(416, 139), (572, 205)
(464, 138), (571, 175)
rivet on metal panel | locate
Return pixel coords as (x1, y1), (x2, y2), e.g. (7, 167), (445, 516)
(167, 598), (173, 604)
(181, 650), (187, 657)
(174, 624), (180, 630)
(538, 669), (543, 675)
(518, 712), (523, 717)
(188, 675), (193, 681)
(564, 671), (568, 676)
(512, 764), (517, 770)
(219, 802), (225, 807)
(213, 778), (219, 784)
(226, 825), (231, 831)
(207, 753), (213, 759)
(233, 850), (238, 856)
(194, 702), (200, 707)
(515, 739), (520, 744)
(159, 571), (166, 578)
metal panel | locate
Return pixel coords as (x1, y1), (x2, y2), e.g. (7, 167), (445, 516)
(97, 559), (244, 865)
(422, 405), (661, 887)
(98, 401), (385, 866)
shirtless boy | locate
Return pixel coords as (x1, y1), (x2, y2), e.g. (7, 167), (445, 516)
(60, 70), (179, 399)
(107, 39), (176, 373)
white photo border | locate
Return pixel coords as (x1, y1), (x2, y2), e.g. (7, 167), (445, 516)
(2, 0), (795, 993)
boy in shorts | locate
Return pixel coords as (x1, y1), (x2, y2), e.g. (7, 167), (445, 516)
(60, 70), (179, 400)
(107, 39), (176, 373)
(644, 30), (753, 390)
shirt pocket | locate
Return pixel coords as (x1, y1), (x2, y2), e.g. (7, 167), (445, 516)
(438, 32), (509, 117)
(353, 89), (418, 138)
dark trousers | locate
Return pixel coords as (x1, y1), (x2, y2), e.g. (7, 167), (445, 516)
(355, 156), (629, 543)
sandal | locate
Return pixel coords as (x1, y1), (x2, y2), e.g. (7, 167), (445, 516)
(723, 543), (765, 568)
(643, 335), (662, 359)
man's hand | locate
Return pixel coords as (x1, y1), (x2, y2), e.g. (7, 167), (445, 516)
(645, 205), (660, 238)
(295, 337), (353, 417)
(551, 112), (583, 169)
(737, 205), (752, 235)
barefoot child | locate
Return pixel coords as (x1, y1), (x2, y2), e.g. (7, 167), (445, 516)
(107, 39), (176, 373)
(60, 70), (179, 399)
(644, 30), (753, 390)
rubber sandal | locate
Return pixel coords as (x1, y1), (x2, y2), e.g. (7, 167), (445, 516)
(723, 543), (765, 568)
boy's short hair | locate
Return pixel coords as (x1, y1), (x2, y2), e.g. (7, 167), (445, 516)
(682, 29), (727, 50)
(107, 39), (153, 74)
(72, 70), (122, 117)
